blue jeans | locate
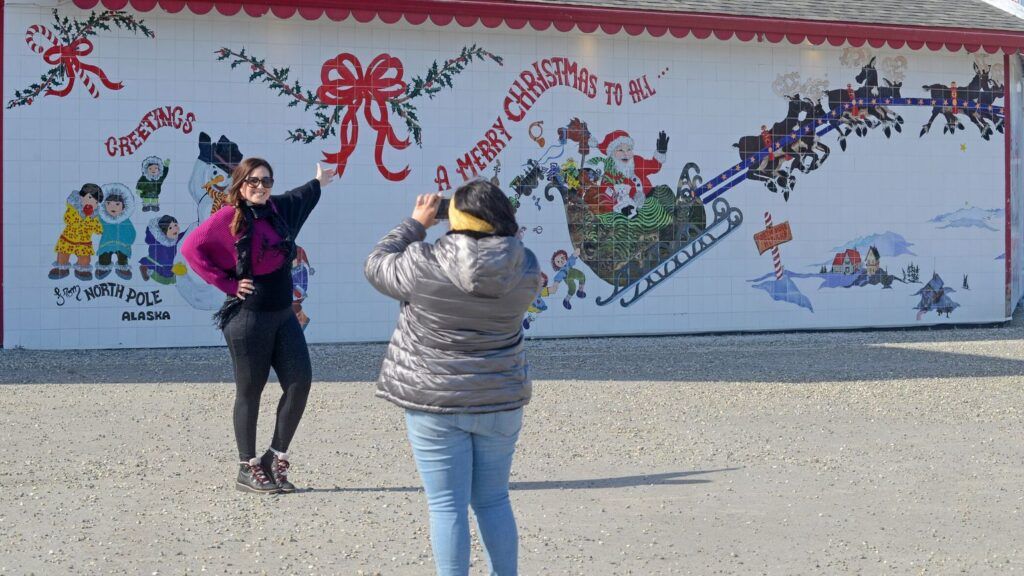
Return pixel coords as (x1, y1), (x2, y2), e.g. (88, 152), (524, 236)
(405, 408), (524, 576)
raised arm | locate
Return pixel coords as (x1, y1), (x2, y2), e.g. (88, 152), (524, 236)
(273, 163), (337, 233)
(364, 218), (428, 302)
(364, 193), (440, 301)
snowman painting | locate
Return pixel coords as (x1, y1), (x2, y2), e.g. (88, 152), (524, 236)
(175, 131), (245, 311)
(188, 131), (243, 223)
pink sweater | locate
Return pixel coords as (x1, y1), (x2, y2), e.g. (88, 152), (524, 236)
(181, 206), (287, 296)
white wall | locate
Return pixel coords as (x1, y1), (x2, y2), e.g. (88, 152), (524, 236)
(2, 5), (1010, 348)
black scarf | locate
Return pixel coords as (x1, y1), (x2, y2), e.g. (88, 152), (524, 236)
(213, 202), (296, 329)
(447, 229), (500, 240)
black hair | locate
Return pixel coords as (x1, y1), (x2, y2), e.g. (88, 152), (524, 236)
(157, 215), (179, 234)
(105, 193), (125, 206)
(452, 180), (518, 237)
(79, 183), (103, 203)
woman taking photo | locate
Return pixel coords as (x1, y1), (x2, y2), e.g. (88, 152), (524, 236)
(182, 158), (336, 494)
(365, 181), (541, 575)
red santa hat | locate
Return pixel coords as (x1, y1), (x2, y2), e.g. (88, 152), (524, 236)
(591, 130), (634, 156)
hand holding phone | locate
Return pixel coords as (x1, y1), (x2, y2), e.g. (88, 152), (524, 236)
(435, 198), (450, 220)
(412, 193), (443, 228)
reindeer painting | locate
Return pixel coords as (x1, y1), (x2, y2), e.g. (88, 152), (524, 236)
(789, 98), (832, 175)
(873, 78), (905, 138)
(819, 55), (908, 151)
(920, 62), (1004, 140)
(825, 57), (879, 150)
(733, 95), (815, 200)
(762, 74), (832, 184)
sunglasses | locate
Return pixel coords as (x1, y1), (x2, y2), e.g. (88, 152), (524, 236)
(242, 176), (275, 189)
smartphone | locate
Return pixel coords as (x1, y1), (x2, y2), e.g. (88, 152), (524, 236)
(435, 198), (450, 220)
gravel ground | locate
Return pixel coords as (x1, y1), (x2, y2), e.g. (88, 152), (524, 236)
(1, 315), (1022, 575)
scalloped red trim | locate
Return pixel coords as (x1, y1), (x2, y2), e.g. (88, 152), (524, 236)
(75, 0), (1024, 53)
(71, 0), (1024, 53)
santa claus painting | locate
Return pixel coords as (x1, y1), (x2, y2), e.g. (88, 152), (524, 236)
(584, 129), (669, 218)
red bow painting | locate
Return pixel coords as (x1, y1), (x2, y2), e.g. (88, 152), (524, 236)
(217, 45), (503, 183)
(7, 10), (154, 109)
(317, 53), (411, 181)
(28, 26), (124, 99)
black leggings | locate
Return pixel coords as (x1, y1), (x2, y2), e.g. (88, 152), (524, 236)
(223, 307), (312, 461)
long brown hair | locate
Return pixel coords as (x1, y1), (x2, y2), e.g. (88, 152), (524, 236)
(227, 157), (274, 236)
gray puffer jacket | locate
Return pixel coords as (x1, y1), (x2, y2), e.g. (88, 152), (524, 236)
(365, 218), (542, 413)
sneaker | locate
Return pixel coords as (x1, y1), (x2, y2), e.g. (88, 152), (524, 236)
(576, 288), (587, 299)
(562, 297), (572, 310)
(261, 450), (296, 493)
(236, 458), (279, 494)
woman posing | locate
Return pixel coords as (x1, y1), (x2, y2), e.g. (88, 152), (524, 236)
(183, 158), (335, 494)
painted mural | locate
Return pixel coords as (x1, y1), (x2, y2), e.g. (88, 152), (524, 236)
(2, 6), (1015, 348)
(9, 10), (153, 108)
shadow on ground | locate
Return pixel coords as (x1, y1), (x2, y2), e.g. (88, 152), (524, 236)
(298, 468), (731, 494)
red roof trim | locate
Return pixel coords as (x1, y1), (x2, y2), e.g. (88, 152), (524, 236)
(71, 0), (1024, 53)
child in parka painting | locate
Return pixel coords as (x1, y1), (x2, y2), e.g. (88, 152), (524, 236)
(523, 272), (551, 330)
(139, 215), (187, 285)
(137, 156), (170, 212)
(49, 184), (104, 281)
(96, 183), (138, 280)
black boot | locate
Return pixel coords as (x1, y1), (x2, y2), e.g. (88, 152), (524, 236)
(236, 458), (279, 494)
(261, 449), (296, 493)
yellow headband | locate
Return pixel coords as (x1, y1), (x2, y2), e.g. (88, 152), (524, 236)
(448, 201), (496, 234)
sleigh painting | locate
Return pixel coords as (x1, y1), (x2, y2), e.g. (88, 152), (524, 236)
(510, 117), (743, 307)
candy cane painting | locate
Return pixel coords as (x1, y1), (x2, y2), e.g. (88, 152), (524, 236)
(217, 46), (502, 181)
(7, 9), (155, 109)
